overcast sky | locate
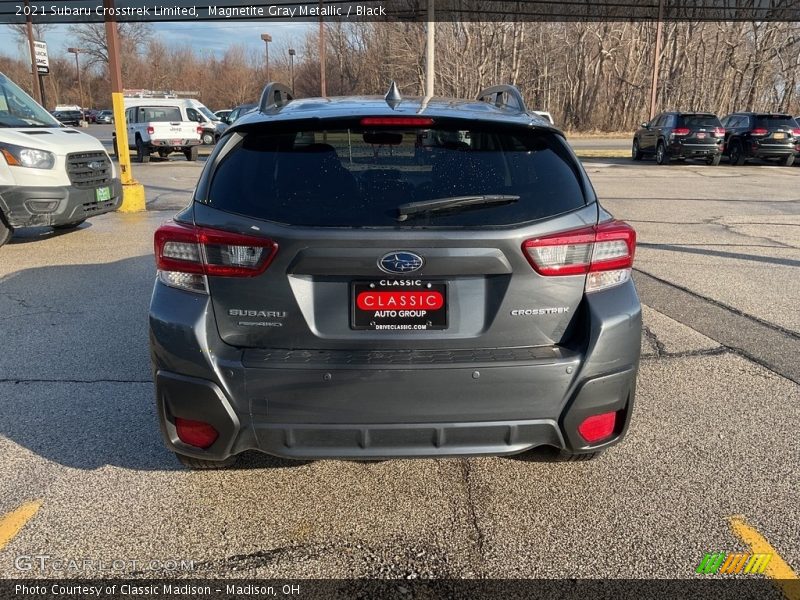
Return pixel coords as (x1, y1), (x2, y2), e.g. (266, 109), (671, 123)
(0, 21), (313, 63)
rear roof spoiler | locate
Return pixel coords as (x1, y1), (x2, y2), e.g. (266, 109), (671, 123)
(258, 82), (294, 113)
(477, 84), (528, 113)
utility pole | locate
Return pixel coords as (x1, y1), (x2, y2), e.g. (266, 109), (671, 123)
(67, 47), (85, 114)
(288, 48), (296, 91)
(261, 33), (272, 81)
(425, 0), (435, 97)
(649, 0), (665, 120)
(319, 0), (326, 96)
(24, 0), (42, 104)
(104, 0), (145, 212)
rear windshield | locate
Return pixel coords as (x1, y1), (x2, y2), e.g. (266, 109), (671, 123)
(754, 115), (797, 128)
(137, 106), (182, 122)
(678, 114), (721, 128)
(207, 122), (588, 227)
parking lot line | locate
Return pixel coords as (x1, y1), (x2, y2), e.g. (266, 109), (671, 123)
(0, 501), (42, 551)
(729, 515), (799, 600)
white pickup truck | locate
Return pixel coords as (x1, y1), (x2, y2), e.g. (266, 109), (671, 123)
(116, 104), (202, 163)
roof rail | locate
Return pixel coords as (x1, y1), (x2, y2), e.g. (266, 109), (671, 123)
(476, 84), (527, 113)
(258, 82), (294, 113)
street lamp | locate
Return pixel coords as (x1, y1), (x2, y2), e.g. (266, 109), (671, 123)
(288, 48), (296, 91)
(67, 47), (85, 115)
(260, 33), (272, 81)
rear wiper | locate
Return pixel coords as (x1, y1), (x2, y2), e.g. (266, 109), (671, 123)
(397, 195), (520, 221)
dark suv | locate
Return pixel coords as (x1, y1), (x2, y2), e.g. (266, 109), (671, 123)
(632, 112), (724, 165)
(721, 113), (800, 166)
(149, 83), (641, 469)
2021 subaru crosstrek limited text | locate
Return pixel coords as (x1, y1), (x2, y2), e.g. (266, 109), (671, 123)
(149, 83), (642, 469)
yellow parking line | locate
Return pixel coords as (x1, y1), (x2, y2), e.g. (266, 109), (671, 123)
(0, 501), (42, 551)
(730, 515), (800, 600)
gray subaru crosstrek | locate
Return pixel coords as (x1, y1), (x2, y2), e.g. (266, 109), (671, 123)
(149, 83), (641, 469)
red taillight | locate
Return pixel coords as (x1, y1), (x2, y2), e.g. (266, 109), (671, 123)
(751, 128), (768, 136)
(147, 126), (154, 135)
(672, 127), (690, 136)
(197, 126), (203, 136)
(360, 117), (434, 127)
(154, 221), (278, 278)
(792, 128), (800, 137)
(578, 412), (617, 443)
(713, 127), (725, 137)
(175, 418), (218, 449)
(522, 221), (636, 276)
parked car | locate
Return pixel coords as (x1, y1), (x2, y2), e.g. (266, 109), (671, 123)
(0, 72), (121, 248)
(149, 82), (641, 469)
(84, 109), (99, 123)
(116, 104), (202, 162)
(721, 112), (800, 166)
(632, 112), (724, 165)
(225, 103), (257, 124)
(52, 110), (83, 126)
(96, 110), (113, 124)
(214, 109), (232, 123)
(123, 97), (226, 146)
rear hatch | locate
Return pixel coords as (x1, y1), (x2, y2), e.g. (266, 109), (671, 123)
(676, 113), (723, 145)
(752, 114), (799, 147)
(191, 117), (605, 351)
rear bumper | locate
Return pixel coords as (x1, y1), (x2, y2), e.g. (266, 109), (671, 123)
(149, 280), (641, 461)
(149, 139), (200, 148)
(0, 180), (122, 228)
(668, 141), (721, 158)
(747, 144), (799, 158)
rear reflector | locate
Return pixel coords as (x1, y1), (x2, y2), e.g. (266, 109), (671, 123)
(360, 117), (434, 127)
(175, 418), (218, 449)
(578, 411), (617, 443)
(522, 221), (636, 292)
(154, 221), (278, 283)
(672, 127), (690, 136)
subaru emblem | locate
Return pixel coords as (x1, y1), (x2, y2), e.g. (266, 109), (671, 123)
(378, 251), (424, 274)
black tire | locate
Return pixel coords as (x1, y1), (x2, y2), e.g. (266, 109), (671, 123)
(136, 137), (150, 163)
(53, 219), (86, 231)
(655, 141), (669, 165)
(781, 154), (795, 167)
(184, 146), (199, 162)
(729, 141), (746, 166)
(175, 453), (238, 470)
(706, 154), (721, 166)
(631, 138), (643, 161)
(556, 450), (603, 462)
(0, 214), (12, 248)
(201, 131), (215, 145)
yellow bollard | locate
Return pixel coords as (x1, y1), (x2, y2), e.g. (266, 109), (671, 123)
(110, 91), (145, 213)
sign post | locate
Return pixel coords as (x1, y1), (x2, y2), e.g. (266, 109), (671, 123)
(33, 41), (49, 108)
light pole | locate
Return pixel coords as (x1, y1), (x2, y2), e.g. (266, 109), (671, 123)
(288, 48), (296, 90)
(67, 47), (85, 114)
(261, 33), (272, 81)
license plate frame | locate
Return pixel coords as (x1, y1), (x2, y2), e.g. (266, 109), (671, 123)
(95, 186), (111, 203)
(351, 281), (448, 331)
(773, 132), (787, 140)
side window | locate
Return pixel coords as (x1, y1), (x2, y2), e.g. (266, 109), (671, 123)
(186, 108), (201, 123)
(665, 114), (677, 128)
(654, 115), (667, 128)
(721, 116), (731, 128)
(125, 108), (134, 123)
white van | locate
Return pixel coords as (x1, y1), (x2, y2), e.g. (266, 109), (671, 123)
(0, 72), (121, 248)
(123, 97), (227, 145)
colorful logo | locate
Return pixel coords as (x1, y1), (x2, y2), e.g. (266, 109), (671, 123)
(697, 552), (772, 575)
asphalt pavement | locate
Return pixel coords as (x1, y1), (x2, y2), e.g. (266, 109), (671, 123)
(0, 149), (798, 587)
